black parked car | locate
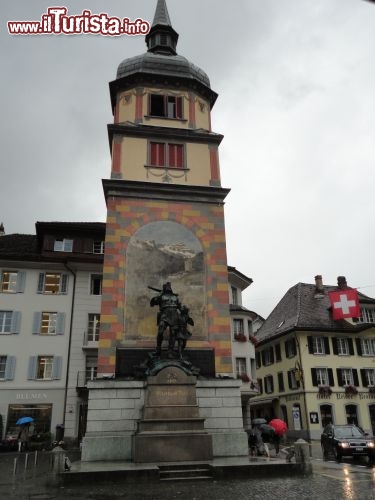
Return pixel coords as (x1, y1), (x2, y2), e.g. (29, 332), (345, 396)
(321, 424), (375, 462)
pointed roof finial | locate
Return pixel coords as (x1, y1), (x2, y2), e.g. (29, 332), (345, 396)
(152, 0), (172, 27)
(146, 0), (179, 55)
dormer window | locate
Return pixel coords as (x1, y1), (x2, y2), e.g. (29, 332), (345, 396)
(54, 239), (73, 252)
(358, 307), (375, 323)
(149, 94), (183, 119)
(93, 241), (105, 254)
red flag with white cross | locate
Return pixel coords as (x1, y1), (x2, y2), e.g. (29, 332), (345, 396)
(328, 289), (360, 320)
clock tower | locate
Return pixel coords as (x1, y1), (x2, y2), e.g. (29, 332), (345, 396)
(98, 0), (232, 377)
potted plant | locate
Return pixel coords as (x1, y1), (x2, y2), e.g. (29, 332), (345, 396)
(318, 385), (332, 396)
(234, 333), (247, 342)
(345, 384), (358, 395)
(238, 373), (250, 383)
(249, 335), (258, 346)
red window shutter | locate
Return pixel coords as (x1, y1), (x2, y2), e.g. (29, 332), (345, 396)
(168, 144), (176, 167)
(176, 97), (183, 118)
(150, 142), (165, 166)
(168, 144), (183, 168)
(176, 144), (184, 168)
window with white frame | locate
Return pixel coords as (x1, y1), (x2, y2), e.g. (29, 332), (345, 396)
(0, 311), (12, 333)
(336, 338), (350, 356)
(37, 273), (68, 294)
(361, 368), (375, 387)
(53, 239), (73, 252)
(315, 368), (329, 386)
(85, 356), (98, 382)
(90, 274), (102, 295)
(360, 338), (375, 356)
(231, 286), (238, 305)
(285, 338), (297, 358)
(338, 368), (355, 386)
(32, 312), (65, 335)
(288, 369), (300, 390)
(93, 241), (105, 254)
(0, 355), (16, 380)
(312, 337), (326, 355)
(1, 271), (25, 293)
(233, 319), (244, 336)
(264, 375), (274, 394)
(87, 314), (100, 342)
(235, 357), (247, 378)
(0, 311), (21, 334)
(28, 355), (62, 380)
(37, 356), (54, 379)
(358, 307), (375, 324)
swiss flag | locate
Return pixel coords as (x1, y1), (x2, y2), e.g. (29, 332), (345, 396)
(329, 289), (360, 320)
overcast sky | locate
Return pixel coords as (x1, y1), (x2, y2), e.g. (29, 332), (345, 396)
(2, 0), (375, 319)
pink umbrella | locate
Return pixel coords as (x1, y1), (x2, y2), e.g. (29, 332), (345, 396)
(269, 418), (288, 436)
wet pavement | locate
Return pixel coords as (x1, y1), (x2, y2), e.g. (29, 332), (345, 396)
(1, 443), (375, 500)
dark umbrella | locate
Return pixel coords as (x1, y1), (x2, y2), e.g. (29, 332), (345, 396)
(16, 417), (33, 425)
(259, 424), (276, 435)
(252, 418), (267, 425)
(269, 418), (288, 436)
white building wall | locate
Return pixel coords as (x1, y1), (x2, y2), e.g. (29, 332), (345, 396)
(0, 265), (72, 438)
(64, 266), (102, 442)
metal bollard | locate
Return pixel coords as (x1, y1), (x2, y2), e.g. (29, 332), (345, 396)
(24, 453), (29, 470)
(13, 457), (18, 476)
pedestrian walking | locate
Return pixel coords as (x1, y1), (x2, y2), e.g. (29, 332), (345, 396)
(18, 424), (30, 452)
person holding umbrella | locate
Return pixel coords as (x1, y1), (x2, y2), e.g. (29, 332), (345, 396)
(269, 418), (288, 455)
(16, 417), (33, 452)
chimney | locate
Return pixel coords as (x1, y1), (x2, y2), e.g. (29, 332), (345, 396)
(314, 275), (324, 297)
(337, 276), (347, 289)
(0, 223), (4, 236)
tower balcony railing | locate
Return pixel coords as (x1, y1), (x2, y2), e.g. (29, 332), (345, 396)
(82, 330), (99, 348)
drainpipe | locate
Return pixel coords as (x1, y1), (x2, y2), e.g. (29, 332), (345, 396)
(62, 261), (76, 430)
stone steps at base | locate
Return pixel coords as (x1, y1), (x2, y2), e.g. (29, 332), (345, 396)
(160, 475), (213, 482)
(159, 465), (212, 481)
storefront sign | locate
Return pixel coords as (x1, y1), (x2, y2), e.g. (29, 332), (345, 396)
(286, 394), (300, 402)
(16, 393), (48, 400)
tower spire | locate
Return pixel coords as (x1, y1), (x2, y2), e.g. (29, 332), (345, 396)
(152, 0), (172, 27)
(145, 0), (179, 55)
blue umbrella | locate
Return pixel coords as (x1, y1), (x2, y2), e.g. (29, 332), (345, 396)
(16, 416), (33, 425)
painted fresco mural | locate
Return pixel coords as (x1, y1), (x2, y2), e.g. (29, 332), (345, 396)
(125, 221), (205, 340)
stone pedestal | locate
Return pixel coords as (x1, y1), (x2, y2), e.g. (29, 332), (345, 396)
(134, 365), (213, 463)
